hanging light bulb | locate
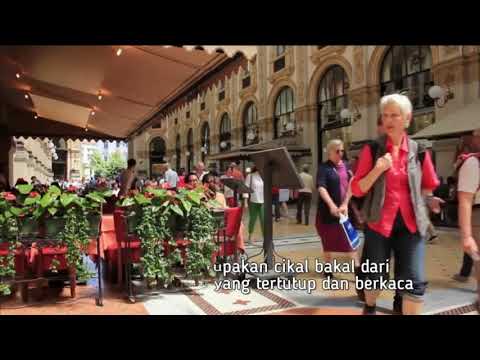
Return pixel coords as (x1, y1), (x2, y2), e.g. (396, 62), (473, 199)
(34, 114), (38, 119)
(97, 91), (103, 100)
(116, 48), (123, 56)
(91, 110), (95, 116)
(24, 94), (29, 99)
(16, 73), (21, 79)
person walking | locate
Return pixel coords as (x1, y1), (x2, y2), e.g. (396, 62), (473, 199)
(316, 139), (360, 281)
(297, 164), (314, 226)
(244, 166), (264, 245)
(455, 129), (480, 312)
(351, 94), (442, 315)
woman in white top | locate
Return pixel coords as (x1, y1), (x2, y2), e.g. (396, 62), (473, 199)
(244, 166), (264, 244)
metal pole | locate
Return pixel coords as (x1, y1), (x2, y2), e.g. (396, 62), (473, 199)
(263, 161), (274, 270)
(96, 211), (104, 306)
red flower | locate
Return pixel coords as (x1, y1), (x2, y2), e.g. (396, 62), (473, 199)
(67, 186), (78, 193)
(2, 192), (16, 201)
(29, 191), (40, 198)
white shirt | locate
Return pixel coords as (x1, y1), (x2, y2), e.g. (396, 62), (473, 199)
(244, 172), (264, 204)
(458, 157), (480, 205)
(299, 172), (314, 193)
(164, 168), (179, 188)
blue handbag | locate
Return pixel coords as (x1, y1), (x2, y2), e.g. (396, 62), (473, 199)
(339, 214), (360, 250)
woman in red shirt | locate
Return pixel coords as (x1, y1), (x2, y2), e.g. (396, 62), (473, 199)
(351, 94), (442, 315)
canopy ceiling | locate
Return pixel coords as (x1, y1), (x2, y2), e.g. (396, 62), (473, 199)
(0, 46), (257, 140)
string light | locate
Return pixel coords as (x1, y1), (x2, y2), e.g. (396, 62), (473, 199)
(16, 73), (21, 79)
(116, 48), (123, 56)
(24, 94), (29, 99)
(34, 114), (38, 119)
(91, 110), (95, 116)
(97, 91), (103, 100)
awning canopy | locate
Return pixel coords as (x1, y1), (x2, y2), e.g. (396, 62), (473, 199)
(208, 140), (312, 161)
(0, 45), (257, 141)
(412, 103), (480, 139)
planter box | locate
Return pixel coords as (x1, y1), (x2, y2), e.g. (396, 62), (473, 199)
(44, 217), (66, 239)
(19, 217), (39, 238)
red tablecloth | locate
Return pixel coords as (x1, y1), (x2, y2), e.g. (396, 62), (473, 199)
(87, 214), (118, 259)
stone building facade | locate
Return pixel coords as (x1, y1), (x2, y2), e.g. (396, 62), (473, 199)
(129, 46), (480, 181)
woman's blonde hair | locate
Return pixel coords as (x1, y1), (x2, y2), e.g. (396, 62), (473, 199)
(326, 139), (344, 154)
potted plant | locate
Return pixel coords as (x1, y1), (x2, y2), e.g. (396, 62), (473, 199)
(14, 184), (41, 238)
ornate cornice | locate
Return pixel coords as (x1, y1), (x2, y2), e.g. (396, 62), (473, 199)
(268, 65), (294, 84)
(310, 46), (347, 66)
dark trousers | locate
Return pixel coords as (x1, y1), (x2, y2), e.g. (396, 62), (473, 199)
(362, 211), (427, 298)
(272, 193), (281, 220)
(460, 252), (474, 277)
(296, 192), (312, 225)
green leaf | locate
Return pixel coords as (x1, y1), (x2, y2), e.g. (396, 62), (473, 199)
(102, 190), (113, 198)
(4, 211), (12, 219)
(24, 195), (40, 206)
(60, 193), (76, 207)
(40, 194), (53, 208)
(9, 207), (23, 216)
(145, 188), (167, 197)
(170, 204), (184, 217)
(16, 184), (33, 195)
(48, 207), (58, 216)
(180, 199), (192, 214)
(135, 194), (151, 205)
(48, 185), (62, 196)
(121, 197), (135, 207)
(187, 192), (201, 205)
(33, 207), (44, 219)
(86, 193), (106, 204)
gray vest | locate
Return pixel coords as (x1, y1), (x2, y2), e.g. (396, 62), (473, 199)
(360, 135), (430, 237)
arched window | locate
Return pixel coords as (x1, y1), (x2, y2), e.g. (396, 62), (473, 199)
(243, 102), (259, 145)
(219, 113), (231, 152)
(175, 134), (181, 171)
(200, 122), (210, 162)
(273, 86), (295, 139)
(187, 128), (194, 173)
(150, 137), (166, 177)
(380, 46), (434, 134)
(317, 65), (351, 162)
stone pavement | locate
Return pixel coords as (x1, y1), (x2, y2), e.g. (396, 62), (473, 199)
(1, 206), (478, 315)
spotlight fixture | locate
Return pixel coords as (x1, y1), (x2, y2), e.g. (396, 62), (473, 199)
(97, 90), (103, 100)
(16, 73), (21, 79)
(116, 48), (123, 56)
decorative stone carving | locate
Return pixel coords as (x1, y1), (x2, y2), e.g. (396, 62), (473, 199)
(353, 46), (365, 84)
(268, 65), (294, 84)
(296, 46), (306, 105)
(311, 46), (347, 66)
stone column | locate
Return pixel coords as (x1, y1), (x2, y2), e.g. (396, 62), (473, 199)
(11, 142), (30, 185)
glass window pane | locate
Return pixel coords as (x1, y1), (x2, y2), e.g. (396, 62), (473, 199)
(421, 46), (432, 70)
(381, 51), (392, 83)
